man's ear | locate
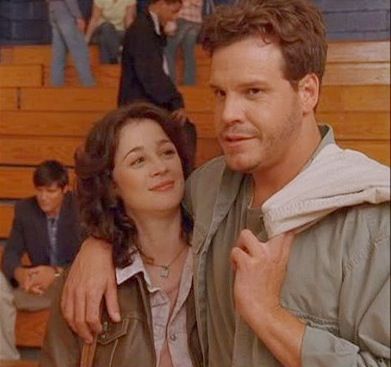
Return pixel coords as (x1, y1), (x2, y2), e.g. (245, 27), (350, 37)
(298, 73), (320, 114)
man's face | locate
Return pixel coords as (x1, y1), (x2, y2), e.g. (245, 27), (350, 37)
(159, 1), (182, 25)
(35, 183), (66, 217)
(209, 37), (305, 174)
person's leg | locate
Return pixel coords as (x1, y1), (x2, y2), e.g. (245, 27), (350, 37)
(0, 272), (20, 360)
(56, 14), (96, 86)
(165, 18), (187, 83)
(50, 19), (67, 87)
(97, 22), (122, 64)
(182, 21), (201, 85)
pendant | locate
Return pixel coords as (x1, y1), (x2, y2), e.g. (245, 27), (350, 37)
(160, 266), (169, 278)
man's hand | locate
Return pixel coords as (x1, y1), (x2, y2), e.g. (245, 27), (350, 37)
(171, 108), (187, 126)
(14, 267), (33, 290)
(76, 18), (86, 33)
(231, 230), (294, 326)
(24, 265), (56, 294)
(61, 237), (119, 344)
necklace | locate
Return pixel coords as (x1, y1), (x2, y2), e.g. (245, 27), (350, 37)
(144, 246), (188, 278)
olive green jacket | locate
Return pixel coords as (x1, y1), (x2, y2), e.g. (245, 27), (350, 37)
(184, 126), (390, 367)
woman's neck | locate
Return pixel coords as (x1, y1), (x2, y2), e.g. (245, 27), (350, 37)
(130, 209), (186, 263)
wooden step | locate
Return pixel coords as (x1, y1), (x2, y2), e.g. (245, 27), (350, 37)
(15, 309), (50, 348)
(0, 88), (18, 110)
(0, 65), (43, 88)
(0, 204), (14, 238)
(0, 361), (38, 367)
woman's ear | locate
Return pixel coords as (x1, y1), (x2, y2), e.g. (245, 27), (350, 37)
(298, 73), (320, 114)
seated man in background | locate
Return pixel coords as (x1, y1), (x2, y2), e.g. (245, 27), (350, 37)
(85, 0), (137, 64)
(0, 160), (81, 360)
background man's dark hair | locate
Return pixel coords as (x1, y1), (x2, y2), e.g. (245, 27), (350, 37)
(33, 160), (69, 189)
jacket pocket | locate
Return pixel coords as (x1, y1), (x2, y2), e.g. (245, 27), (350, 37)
(97, 319), (130, 345)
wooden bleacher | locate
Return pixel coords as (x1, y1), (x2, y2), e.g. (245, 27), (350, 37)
(0, 40), (389, 351)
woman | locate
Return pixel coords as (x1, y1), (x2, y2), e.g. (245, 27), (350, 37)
(40, 103), (201, 367)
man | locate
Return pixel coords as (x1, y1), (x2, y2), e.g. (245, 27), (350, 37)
(60, 1), (390, 366)
(84, 0), (137, 64)
(165, 0), (203, 85)
(0, 160), (81, 360)
(48, 0), (95, 86)
(117, 0), (197, 165)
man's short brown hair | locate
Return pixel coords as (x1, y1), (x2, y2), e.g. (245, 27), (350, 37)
(201, 0), (327, 86)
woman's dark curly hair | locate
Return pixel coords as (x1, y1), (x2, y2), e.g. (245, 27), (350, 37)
(75, 102), (193, 268)
(201, 0), (327, 87)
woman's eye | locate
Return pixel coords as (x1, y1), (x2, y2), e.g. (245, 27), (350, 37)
(163, 149), (176, 156)
(130, 157), (145, 166)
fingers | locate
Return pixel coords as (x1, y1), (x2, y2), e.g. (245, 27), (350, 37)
(231, 246), (249, 271)
(73, 290), (95, 344)
(105, 278), (121, 323)
(236, 229), (295, 259)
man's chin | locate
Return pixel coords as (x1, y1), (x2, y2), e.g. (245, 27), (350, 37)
(224, 154), (259, 173)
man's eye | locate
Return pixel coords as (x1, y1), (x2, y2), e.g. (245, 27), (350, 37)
(213, 89), (226, 99)
(247, 88), (261, 97)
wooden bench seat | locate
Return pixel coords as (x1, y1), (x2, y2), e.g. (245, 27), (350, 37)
(0, 204), (14, 238)
(0, 361), (38, 367)
(15, 309), (50, 348)
(0, 65), (43, 88)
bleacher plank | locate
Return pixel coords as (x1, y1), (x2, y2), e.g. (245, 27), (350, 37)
(326, 40), (390, 63)
(0, 65), (43, 87)
(15, 309), (50, 348)
(0, 88), (18, 110)
(318, 85), (390, 112)
(19, 87), (117, 112)
(0, 111), (103, 137)
(323, 62), (390, 85)
(0, 361), (38, 367)
(0, 136), (82, 166)
(0, 45), (100, 66)
(0, 204), (14, 238)
(0, 110), (216, 138)
(0, 167), (36, 199)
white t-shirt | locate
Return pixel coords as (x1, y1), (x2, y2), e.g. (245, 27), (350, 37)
(94, 0), (136, 31)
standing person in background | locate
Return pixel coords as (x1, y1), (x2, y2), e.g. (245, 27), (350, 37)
(118, 0), (197, 167)
(85, 0), (137, 64)
(165, 0), (203, 85)
(0, 160), (81, 360)
(48, 0), (96, 86)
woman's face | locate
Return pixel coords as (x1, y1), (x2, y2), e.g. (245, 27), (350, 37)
(112, 118), (185, 217)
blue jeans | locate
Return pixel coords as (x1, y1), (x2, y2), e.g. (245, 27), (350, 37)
(92, 22), (124, 64)
(50, 13), (95, 87)
(166, 18), (201, 85)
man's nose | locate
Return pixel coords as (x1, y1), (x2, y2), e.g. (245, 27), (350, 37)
(220, 95), (244, 126)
